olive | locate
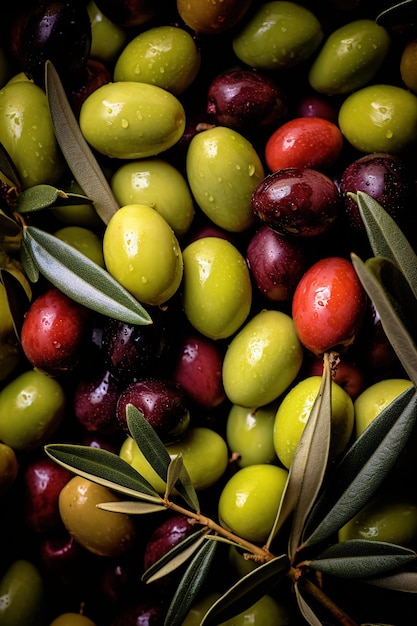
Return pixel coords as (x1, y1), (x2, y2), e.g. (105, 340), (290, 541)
(0, 559), (44, 626)
(54, 226), (105, 267)
(87, 0), (127, 64)
(177, 0), (252, 34)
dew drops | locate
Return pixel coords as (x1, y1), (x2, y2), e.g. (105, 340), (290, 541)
(121, 118), (129, 129)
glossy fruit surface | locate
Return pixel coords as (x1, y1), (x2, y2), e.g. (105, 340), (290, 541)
(114, 25), (201, 95)
(218, 464), (288, 543)
(338, 494), (417, 547)
(338, 84), (417, 153)
(354, 378), (413, 438)
(49, 613), (97, 626)
(226, 402), (279, 467)
(103, 204), (183, 306)
(54, 226), (105, 267)
(0, 369), (65, 451)
(0, 559), (44, 626)
(0, 80), (64, 187)
(292, 257), (368, 356)
(222, 309), (303, 408)
(73, 368), (120, 434)
(177, 0), (251, 34)
(252, 168), (340, 238)
(400, 38), (417, 93)
(264, 117), (343, 173)
(0, 443), (18, 498)
(232, 1), (323, 69)
(21, 288), (91, 376)
(58, 476), (137, 557)
(182, 237), (252, 340)
(87, 0), (127, 63)
(186, 126), (264, 232)
(308, 19), (390, 95)
(79, 81), (186, 159)
(274, 375), (354, 469)
(110, 159), (195, 238)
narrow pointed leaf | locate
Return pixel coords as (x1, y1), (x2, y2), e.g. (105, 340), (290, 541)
(165, 454), (185, 499)
(44, 443), (160, 498)
(200, 554), (290, 626)
(164, 538), (218, 626)
(97, 500), (165, 514)
(45, 61), (119, 224)
(302, 386), (417, 548)
(352, 191), (417, 300)
(376, 0), (417, 25)
(0, 210), (21, 236)
(365, 570), (417, 592)
(295, 585), (323, 626)
(307, 540), (416, 578)
(16, 185), (93, 214)
(142, 528), (209, 584)
(268, 354), (332, 559)
(20, 236), (39, 283)
(0, 143), (21, 187)
(126, 405), (199, 512)
(23, 226), (152, 325)
(352, 254), (417, 387)
(0, 268), (31, 339)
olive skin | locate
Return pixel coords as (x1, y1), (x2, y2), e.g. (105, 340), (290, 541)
(309, 19), (391, 95)
(58, 476), (137, 557)
(0, 443), (19, 498)
(232, 1), (323, 70)
(0, 559), (44, 626)
(186, 126), (265, 232)
(79, 81), (186, 159)
(222, 309), (304, 408)
(181, 237), (252, 340)
(0, 80), (64, 188)
(177, 0), (252, 34)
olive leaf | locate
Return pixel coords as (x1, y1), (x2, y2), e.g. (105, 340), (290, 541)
(165, 454), (185, 499)
(0, 143), (21, 187)
(0, 210), (21, 237)
(301, 386), (417, 549)
(200, 554), (290, 626)
(0, 268), (31, 339)
(294, 586), (322, 626)
(22, 226), (152, 326)
(44, 443), (161, 500)
(307, 540), (417, 579)
(376, 0), (417, 25)
(16, 184), (93, 214)
(365, 569), (417, 592)
(164, 538), (218, 626)
(97, 501), (166, 515)
(45, 61), (119, 225)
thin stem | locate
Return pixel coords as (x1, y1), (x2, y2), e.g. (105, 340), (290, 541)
(295, 573), (360, 626)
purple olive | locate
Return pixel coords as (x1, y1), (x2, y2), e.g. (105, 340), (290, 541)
(339, 152), (415, 232)
(252, 168), (341, 237)
(73, 368), (121, 435)
(246, 225), (308, 301)
(206, 69), (288, 136)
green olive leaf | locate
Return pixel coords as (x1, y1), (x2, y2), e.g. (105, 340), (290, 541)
(0, 268), (31, 340)
(142, 528), (209, 584)
(364, 569), (417, 592)
(126, 404), (200, 513)
(301, 386), (417, 549)
(0, 143), (21, 187)
(165, 538), (218, 626)
(352, 253), (417, 386)
(16, 184), (93, 214)
(294, 586), (323, 626)
(45, 61), (119, 225)
(20, 235), (39, 283)
(307, 540), (416, 579)
(0, 210), (21, 237)
(96, 500), (166, 514)
(267, 353), (332, 559)
(22, 226), (152, 326)
(165, 454), (185, 500)
(44, 443), (160, 499)
(200, 554), (291, 626)
(351, 191), (417, 300)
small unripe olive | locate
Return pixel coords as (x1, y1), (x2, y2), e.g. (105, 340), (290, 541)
(177, 0), (252, 34)
(0, 559), (44, 626)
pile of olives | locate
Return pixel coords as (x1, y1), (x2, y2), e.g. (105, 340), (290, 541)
(1, 0), (417, 624)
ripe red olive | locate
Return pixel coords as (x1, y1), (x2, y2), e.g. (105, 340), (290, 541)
(246, 225), (307, 301)
(20, 288), (91, 376)
(206, 69), (288, 136)
(251, 168), (340, 237)
(292, 257), (368, 356)
(73, 368), (121, 435)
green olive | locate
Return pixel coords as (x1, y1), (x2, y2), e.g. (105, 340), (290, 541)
(0, 443), (18, 498)
(51, 180), (104, 229)
(110, 159), (195, 238)
(338, 84), (417, 153)
(232, 1), (323, 70)
(309, 19), (391, 95)
(58, 476), (137, 557)
(0, 559), (44, 626)
(87, 0), (127, 63)
(49, 613), (96, 626)
(79, 81), (186, 159)
(218, 464), (288, 543)
(222, 309), (303, 408)
(103, 204), (183, 306)
(226, 402), (279, 467)
(0, 369), (65, 451)
(54, 226), (105, 267)
(114, 25), (201, 95)
(0, 280), (20, 382)
(0, 81), (64, 188)
(177, 0), (252, 34)
(186, 126), (264, 232)
(182, 237), (252, 340)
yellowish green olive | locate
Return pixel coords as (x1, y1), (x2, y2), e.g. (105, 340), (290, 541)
(309, 19), (390, 95)
(87, 0), (127, 63)
(110, 159), (195, 238)
(186, 126), (264, 232)
(0, 81), (64, 188)
(79, 81), (186, 159)
(226, 402), (279, 467)
(51, 180), (104, 229)
(114, 25), (201, 95)
(103, 204), (183, 306)
(49, 613), (97, 626)
(54, 226), (105, 267)
(182, 236), (252, 340)
(0, 443), (18, 498)
(58, 476), (137, 557)
(0, 559), (44, 626)
(222, 309), (303, 408)
(354, 378), (413, 438)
